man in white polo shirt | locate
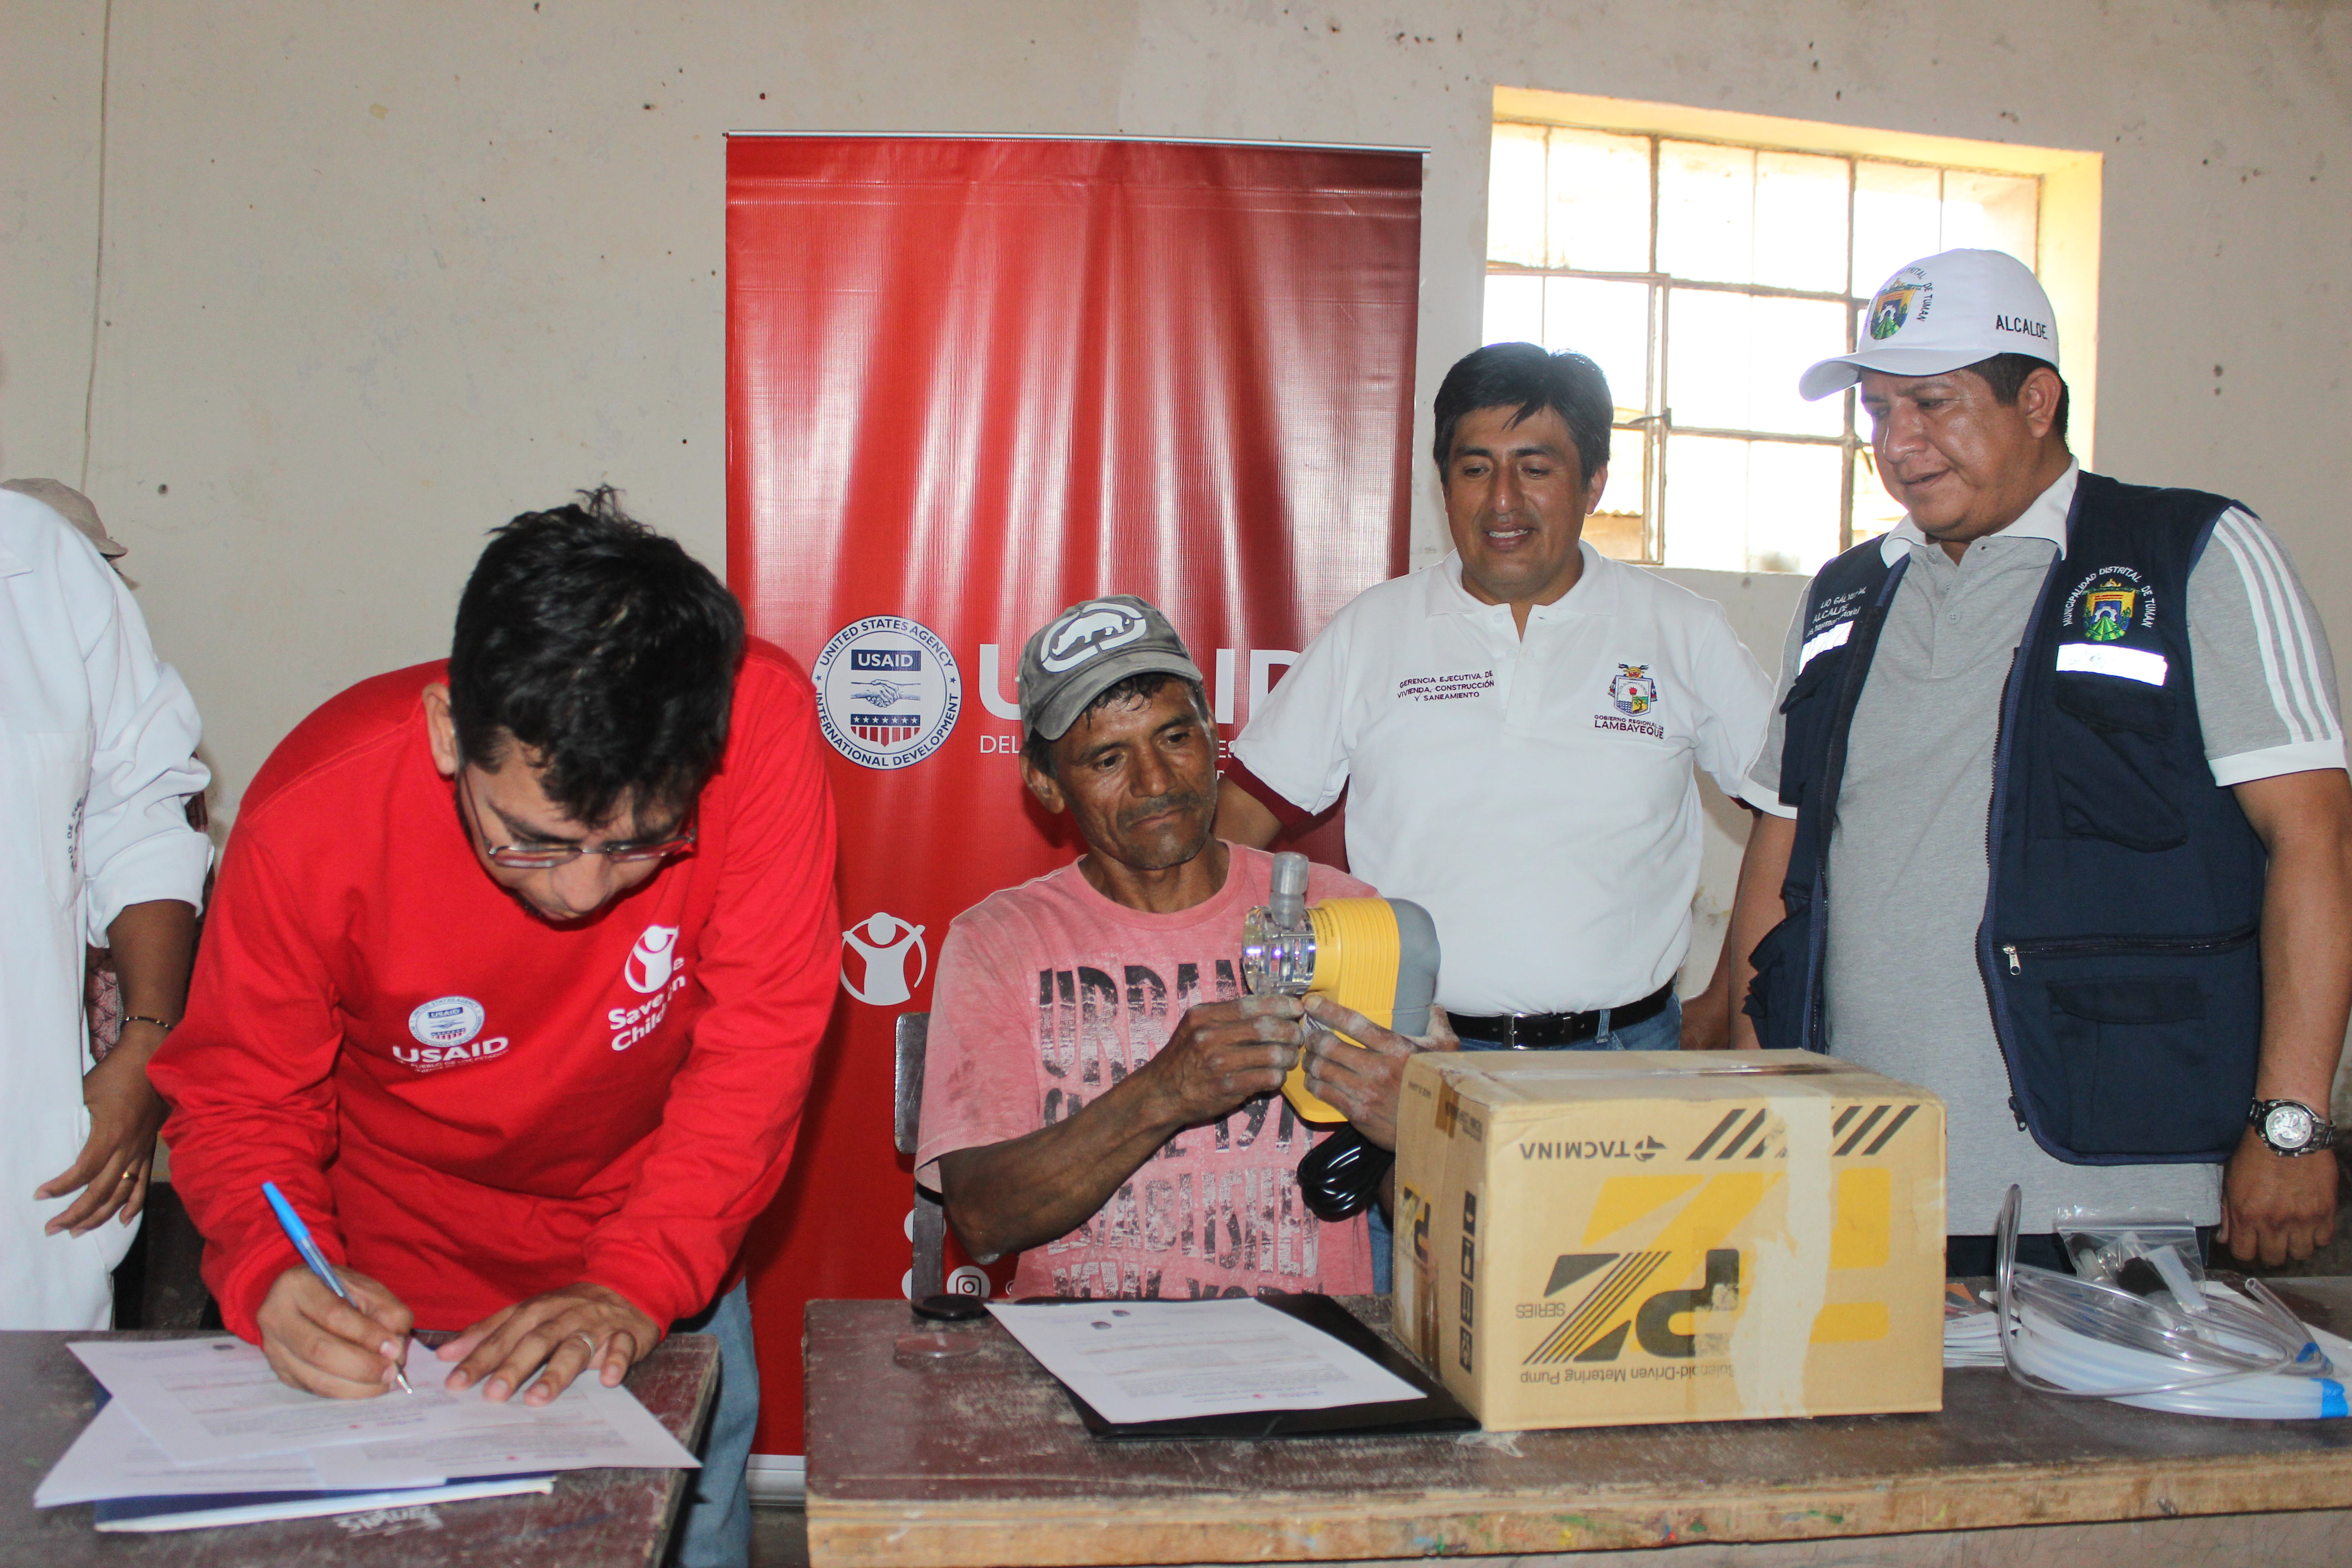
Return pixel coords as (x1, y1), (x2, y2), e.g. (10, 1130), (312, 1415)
(1728, 248), (2352, 1272)
(1218, 342), (1775, 1054)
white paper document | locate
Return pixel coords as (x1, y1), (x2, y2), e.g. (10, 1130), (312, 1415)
(45, 1336), (699, 1511)
(295, 1370), (701, 1481)
(35, 1402), (333, 1507)
(93, 1478), (554, 1534)
(985, 1298), (1422, 1425)
(65, 1337), (535, 1465)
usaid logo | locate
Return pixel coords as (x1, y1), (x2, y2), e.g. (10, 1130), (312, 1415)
(812, 616), (961, 770)
(1039, 600), (1147, 673)
(398, 995), (507, 1074)
(408, 995), (485, 1048)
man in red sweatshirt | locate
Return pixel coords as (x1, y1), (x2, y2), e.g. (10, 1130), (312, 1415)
(151, 492), (837, 1568)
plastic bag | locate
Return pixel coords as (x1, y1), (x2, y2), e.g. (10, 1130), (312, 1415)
(2054, 1210), (2206, 1313)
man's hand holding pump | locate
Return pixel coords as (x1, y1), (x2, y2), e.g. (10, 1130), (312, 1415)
(1298, 997), (1458, 1154)
(939, 991), (1315, 1260)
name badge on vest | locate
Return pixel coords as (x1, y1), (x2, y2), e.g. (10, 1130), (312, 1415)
(2056, 566), (2169, 686)
(1797, 587), (1869, 674)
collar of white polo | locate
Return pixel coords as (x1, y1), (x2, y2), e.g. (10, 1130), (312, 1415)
(1424, 544), (1621, 621)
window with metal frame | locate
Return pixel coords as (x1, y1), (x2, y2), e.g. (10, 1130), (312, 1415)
(1484, 122), (2038, 574)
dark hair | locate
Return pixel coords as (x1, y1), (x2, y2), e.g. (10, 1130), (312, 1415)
(450, 487), (745, 826)
(1966, 353), (2069, 442)
(1022, 671), (1212, 779)
(1432, 342), (1613, 485)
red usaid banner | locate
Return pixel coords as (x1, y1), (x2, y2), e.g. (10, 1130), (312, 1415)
(725, 134), (1421, 1453)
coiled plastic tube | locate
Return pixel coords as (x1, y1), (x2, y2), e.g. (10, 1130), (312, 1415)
(1993, 1186), (2346, 1419)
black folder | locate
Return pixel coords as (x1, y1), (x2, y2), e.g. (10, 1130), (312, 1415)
(1029, 1293), (1479, 1440)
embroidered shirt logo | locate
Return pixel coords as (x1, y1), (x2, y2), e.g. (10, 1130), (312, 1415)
(2083, 586), (2137, 642)
(408, 996), (484, 1047)
(2062, 566), (2154, 643)
(2057, 564), (2168, 686)
(1609, 664), (1658, 717)
(397, 996), (508, 1073)
(1594, 664), (1667, 741)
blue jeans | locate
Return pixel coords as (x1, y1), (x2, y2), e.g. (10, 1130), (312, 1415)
(1367, 996), (1686, 1291)
(1458, 993), (1684, 1054)
(670, 1282), (756, 1568)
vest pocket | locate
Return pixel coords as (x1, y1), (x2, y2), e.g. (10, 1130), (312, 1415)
(1774, 655), (1844, 809)
(2033, 970), (2244, 1157)
(2048, 675), (2189, 852)
(1741, 911), (1808, 1052)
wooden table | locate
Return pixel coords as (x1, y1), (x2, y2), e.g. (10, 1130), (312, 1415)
(4, 1329), (717, 1566)
(805, 1286), (2352, 1568)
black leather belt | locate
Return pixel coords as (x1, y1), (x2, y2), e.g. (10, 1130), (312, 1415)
(1450, 981), (1677, 1049)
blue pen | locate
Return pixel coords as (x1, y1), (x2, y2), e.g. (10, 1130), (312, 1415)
(261, 1181), (414, 1394)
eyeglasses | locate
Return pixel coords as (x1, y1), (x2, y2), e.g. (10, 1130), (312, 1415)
(459, 770), (696, 870)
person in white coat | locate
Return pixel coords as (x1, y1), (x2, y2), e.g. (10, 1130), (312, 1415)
(0, 482), (210, 1328)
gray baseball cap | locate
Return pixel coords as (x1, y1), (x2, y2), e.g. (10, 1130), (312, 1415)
(1018, 595), (1205, 744)
(1, 478), (126, 557)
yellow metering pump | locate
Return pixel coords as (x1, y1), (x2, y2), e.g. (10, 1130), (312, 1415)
(1240, 852), (1442, 1126)
(1242, 852), (1441, 1221)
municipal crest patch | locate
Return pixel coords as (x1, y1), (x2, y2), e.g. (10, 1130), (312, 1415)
(1610, 664), (1659, 717)
(2061, 566), (2153, 644)
(1867, 275), (1931, 341)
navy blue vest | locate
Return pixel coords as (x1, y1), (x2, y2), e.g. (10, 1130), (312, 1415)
(1745, 472), (2265, 1164)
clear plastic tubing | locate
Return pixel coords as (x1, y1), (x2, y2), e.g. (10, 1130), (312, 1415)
(1994, 1185), (2346, 1419)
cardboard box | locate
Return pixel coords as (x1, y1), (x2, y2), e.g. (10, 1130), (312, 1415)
(1393, 1049), (1944, 1431)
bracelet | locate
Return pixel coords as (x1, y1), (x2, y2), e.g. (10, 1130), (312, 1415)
(120, 1014), (178, 1032)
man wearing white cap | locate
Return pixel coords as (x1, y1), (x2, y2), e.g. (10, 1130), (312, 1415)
(1727, 249), (2352, 1273)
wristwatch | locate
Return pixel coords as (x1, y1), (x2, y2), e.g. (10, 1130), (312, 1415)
(2249, 1098), (2339, 1156)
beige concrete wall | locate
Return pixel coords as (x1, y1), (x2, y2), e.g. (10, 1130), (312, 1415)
(5, 0), (2347, 993)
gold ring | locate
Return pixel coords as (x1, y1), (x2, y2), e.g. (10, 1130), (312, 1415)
(118, 1171), (136, 1181)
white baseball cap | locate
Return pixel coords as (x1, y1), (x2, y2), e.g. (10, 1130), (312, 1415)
(1798, 248), (2059, 401)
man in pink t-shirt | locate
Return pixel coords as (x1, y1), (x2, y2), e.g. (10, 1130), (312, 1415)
(917, 597), (1395, 1300)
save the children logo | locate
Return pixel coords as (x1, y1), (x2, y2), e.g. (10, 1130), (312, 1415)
(625, 924), (681, 994)
(397, 995), (509, 1073)
(841, 911), (927, 1006)
(811, 616), (962, 769)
